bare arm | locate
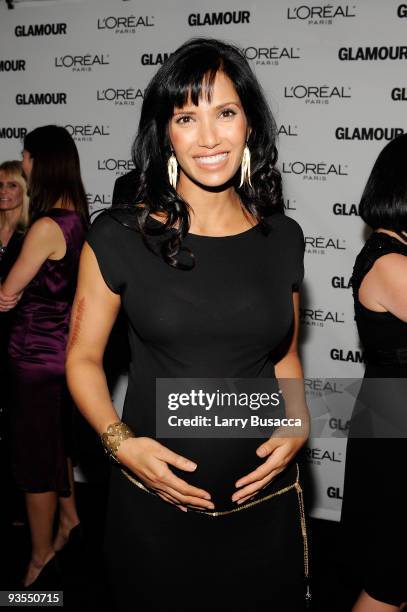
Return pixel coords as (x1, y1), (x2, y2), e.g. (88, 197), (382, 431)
(66, 242), (213, 511)
(274, 292), (303, 379)
(358, 253), (407, 322)
(66, 242), (122, 434)
(2, 217), (63, 297)
(273, 292), (309, 433)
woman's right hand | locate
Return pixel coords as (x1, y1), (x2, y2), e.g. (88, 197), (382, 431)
(116, 436), (214, 512)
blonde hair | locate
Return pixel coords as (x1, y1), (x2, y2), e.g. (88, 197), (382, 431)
(0, 160), (29, 232)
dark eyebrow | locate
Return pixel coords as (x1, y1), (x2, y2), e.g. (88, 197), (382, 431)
(214, 101), (241, 109)
(173, 100), (241, 116)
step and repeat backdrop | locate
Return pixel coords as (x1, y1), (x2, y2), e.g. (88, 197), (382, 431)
(1, 0), (406, 520)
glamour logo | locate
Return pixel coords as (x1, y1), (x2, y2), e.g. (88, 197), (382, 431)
(55, 54), (110, 71)
(327, 487), (343, 499)
(284, 85), (351, 104)
(96, 88), (144, 105)
(0, 59), (26, 72)
(282, 161), (348, 181)
(242, 46), (301, 66)
(329, 417), (349, 431)
(188, 11), (250, 26)
(87, 193), (112, 207)
(304, 236), (346, 255)
(391, 88), (407, 101)
(332, 202), (359, 216)
(303, 447), (342, 464)
(97, 159), (135, 175)
(335, 126), (404, 141)
(339, 46), (407, 61)
(278, 124), (298, 137)
(331, 276), (351, 289)
(64, 124), (110, 142)
(287, 4), (356, 24)
(398, 4), (407, 17)
(300, 308), (345, 327)
(330, 348), (364, 363)
(15, 23), (67, 37)
(16, 92), (67, 105)
(97, 16), (154, 33)
(283, 198), (297, 210)
(0, 127), (27, 139)
(141, 52), (171, 66)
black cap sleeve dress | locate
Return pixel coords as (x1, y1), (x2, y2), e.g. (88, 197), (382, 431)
(86, 209), (308, 612)
(341, 232), (407, 607)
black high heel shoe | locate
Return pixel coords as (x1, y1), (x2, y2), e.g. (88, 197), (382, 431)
(65, 523), (83, 547)
(22, 554), (62, 590)
(57, 522), (84, 555)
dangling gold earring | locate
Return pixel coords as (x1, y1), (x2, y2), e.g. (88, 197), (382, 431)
(167, 153), (178, 189)
(239, 144), (252, 188)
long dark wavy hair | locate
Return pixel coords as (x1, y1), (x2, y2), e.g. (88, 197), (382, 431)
(359, 133), (407, 239)
(24, 125), (89, 227)
(118, 37), (284, 269)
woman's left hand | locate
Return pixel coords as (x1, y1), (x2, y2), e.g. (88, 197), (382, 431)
(231, 434), (308, 504)
(0, 284), (21, 311)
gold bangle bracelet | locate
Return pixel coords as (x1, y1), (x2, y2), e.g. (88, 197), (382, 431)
(100, 421), (135, 463)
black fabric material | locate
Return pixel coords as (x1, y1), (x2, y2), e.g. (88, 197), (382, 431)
(86, 209), (307, 610)
(0, 230), (24, 368)
(111, 170), (139, 208)
(341, 231), (407, 606)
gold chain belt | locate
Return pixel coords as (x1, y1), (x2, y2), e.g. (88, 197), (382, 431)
(120, 463), (311, 604)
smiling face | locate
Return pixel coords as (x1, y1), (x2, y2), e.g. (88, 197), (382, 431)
(168, 71), (249, 189)
(0, 170), (24, 212)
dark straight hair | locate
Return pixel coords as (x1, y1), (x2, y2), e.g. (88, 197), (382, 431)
(119, 37), (284, 269)
(359, 133), (407, 238)
(24, 125), (89, 226)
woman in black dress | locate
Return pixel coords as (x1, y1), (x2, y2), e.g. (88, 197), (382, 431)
(341, 135), (407, 611)
(66, 39), (309, 611)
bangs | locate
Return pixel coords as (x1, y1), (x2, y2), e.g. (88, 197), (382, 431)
(0, 163), (25, 189)
(166, 57), (225, 110)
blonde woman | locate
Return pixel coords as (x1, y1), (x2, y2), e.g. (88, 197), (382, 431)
(0, 160), (29, 280)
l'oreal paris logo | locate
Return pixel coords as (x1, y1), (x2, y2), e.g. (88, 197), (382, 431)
(97, 15), (155, 31)
(287, 5), (356, 23)
(300, 308), (345, 326)
(304, 236), (347, 252)
(284, 85), (351, 103)
(96, 88), (144, 104)
(242, 46), (301, 65)
(282, 161), (348, 179)
(54, 54), (110, 71)
(97, 159), (134, 173)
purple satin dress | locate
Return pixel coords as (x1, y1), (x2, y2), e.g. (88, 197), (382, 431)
(8, 209), (86, 495)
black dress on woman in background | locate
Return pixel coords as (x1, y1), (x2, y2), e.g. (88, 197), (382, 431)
(341, 232), (407, 607)
(0, 229), (25, 521)
(86, 208), (309, 612)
